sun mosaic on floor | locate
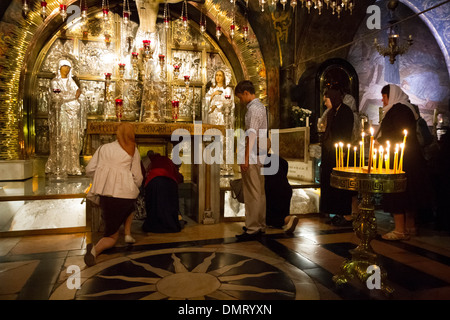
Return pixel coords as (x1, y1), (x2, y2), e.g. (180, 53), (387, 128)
(51, 247), (318, 300)
(1, 215), (450, 301)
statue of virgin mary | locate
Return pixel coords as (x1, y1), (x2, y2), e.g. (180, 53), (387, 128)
(204, 67), (235, 128)
(46, 59), (85, 178)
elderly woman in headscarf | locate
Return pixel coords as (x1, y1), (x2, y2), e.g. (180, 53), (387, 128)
(142, 151), (184, 233)
(377, 84), (432, 240)
(204, 69), (234, 126)
(319, 87), (355, 225)
(84, 123), (143, 266)
(46, 59), (84, 177)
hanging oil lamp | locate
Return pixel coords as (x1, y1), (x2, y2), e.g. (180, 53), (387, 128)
(60, 4), (68, 21)
(40, 1), (48, 19)
(22, 0), (30, 16)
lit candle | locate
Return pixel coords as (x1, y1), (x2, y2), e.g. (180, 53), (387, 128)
(354, 146), (357, 170)
(399, 130), (407, 172)
(384, 154), (388, 173)
(378, 146), (384, 172)
(347, 144), (350, 169)
(386, 141), (390, 172)
(373, 148), (377, 170)
(335, 143), (339, 168)
(368, 128), (374, 173)
(359, 141), (363, 169)
(399, 143), (405, 172)
(361, 132), (365, 168)
(394, 144), (399, 173)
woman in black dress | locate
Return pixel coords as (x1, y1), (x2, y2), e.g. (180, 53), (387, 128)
(377, 84), (432, 240)
(319, 88), (354, 222)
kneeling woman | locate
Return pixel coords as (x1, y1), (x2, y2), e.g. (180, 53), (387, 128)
(142, 152), (184, 233)
(84, 123), (143, 266)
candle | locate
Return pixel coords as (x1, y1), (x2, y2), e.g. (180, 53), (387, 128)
(402, 129), (407, 148)
(359, 141), (363, 169)
(399, 130), (407, 171)
(361, 132), (365, 168)
(399, 143), (405, 172)
(378, 146), (383, 172)
(368, 128), (374, 173)
(394, 144), (399, 173)
(335, 143), (339, 168)
(354, 146), (357, 170)
(339, 142), (344, 169)
(347, 144), (350, 169)
(373, 148), (377, 170)
(386, 141), (390, 172)
(384, 154), (388, 173)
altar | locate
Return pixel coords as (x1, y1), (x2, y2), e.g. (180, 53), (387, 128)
(86, 120), (226, 225)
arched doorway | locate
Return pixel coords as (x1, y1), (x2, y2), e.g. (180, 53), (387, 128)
(15, 0), (266, 158)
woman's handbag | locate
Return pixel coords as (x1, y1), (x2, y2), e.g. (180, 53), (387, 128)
(230, 178), (244, 203)
(86, 184), (100, 206)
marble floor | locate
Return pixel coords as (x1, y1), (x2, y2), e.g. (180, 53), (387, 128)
(1, 212), (450, 304)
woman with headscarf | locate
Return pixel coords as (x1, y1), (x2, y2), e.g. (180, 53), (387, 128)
(319, 87), (355, 224)
(84, 123), (143, 266)
(46, 59), (84, 177)
(205, 69), (234, 126)
(142, 151), (184, 233)
(377, 84), (432, 240)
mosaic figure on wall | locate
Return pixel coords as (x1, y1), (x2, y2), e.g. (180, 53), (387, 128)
(46, 60), (85, 178)
(204, 69), (235, 127)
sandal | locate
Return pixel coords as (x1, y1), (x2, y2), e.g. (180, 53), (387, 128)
(381, 231), (410, 241)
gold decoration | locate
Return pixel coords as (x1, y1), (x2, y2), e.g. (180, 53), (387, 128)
(196, 0), (267, 102)
(271, 11), (291, 67)
(0, 0), (73, 160)
(87, 121), (225, 136)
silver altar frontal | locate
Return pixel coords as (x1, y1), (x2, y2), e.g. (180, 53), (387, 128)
(86, 120), (225, 226)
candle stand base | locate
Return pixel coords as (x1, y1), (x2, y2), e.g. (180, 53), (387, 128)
(330, 169), (406, 297)
(332, 192), (394, 296)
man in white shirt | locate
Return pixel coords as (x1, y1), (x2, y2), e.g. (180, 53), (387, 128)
(234, 80), (268, 240)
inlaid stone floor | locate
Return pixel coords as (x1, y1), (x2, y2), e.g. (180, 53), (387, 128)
(1, 213), (450, 303)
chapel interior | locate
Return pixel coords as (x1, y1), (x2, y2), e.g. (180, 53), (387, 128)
(0, 0), (449, 302)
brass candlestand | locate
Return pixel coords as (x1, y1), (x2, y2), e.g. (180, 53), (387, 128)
(330, 168), (406, 295)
